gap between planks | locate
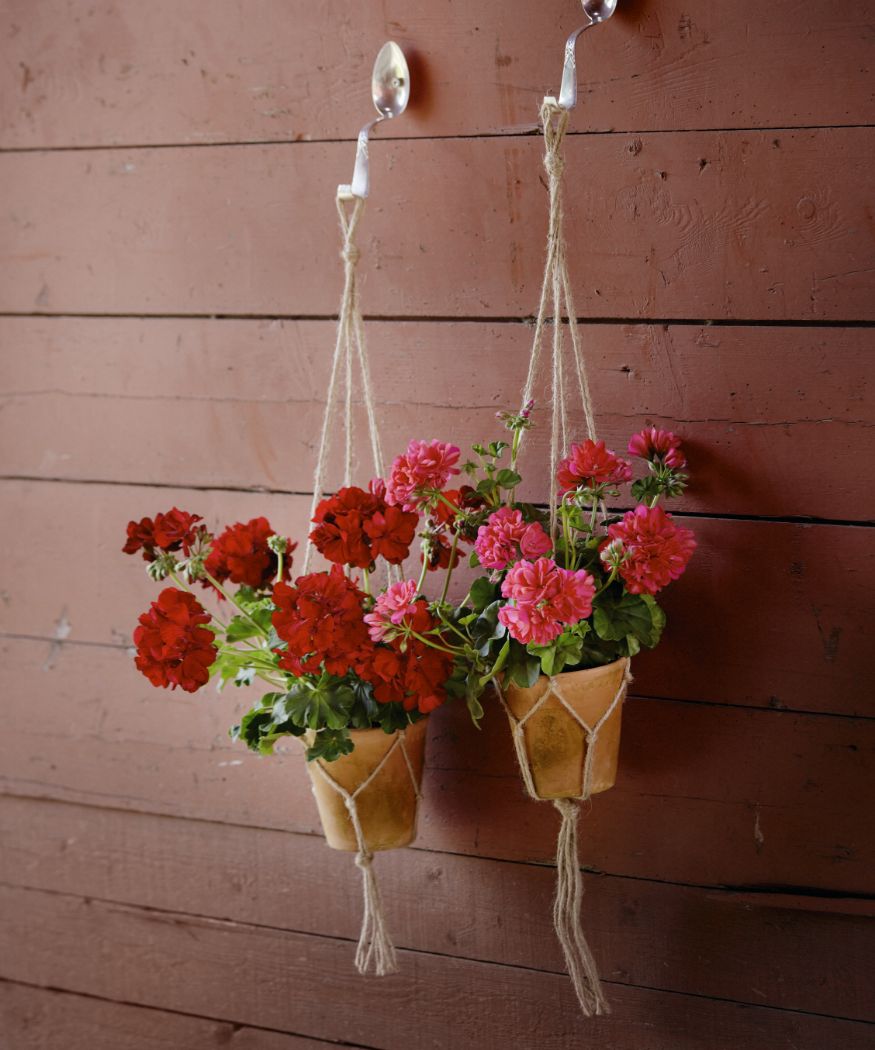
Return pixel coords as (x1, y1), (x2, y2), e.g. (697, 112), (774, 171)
(2, 787), (872, 906)
(1, 881), (872, 1028)
(0, 122), (873, 156)
(1, 476), (872, 530)
(0, 978), (381, 1050)
(1, 311), (875, 328)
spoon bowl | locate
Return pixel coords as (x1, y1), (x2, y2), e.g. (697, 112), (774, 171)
(371, 41), (410, 120)
(582, 0), (617, 24)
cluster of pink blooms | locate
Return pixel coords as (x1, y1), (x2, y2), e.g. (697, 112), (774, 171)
(386, 439), (461, 511)
(497, 558), (596, 647)
(603, 505), (696, 595)
(364, 579), (424, 642)
(474, 507), (552, 570)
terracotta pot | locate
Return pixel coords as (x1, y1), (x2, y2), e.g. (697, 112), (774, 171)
(501, 658), (628, 800)
(307, 717), (428, 852)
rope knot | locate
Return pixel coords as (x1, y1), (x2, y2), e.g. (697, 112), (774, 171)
(544, 150), (565, 181)
(354, 850), (374, 871)
(341, 243), (361, 266)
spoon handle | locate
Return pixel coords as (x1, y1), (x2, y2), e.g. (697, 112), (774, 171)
(342, 118), (383, 200)
(557, 21), (594, 111)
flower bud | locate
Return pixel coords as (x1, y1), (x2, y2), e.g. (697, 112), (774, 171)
(267, 534), (289, 555)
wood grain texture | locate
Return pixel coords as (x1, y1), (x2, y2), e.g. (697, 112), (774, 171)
(1, 479), (870, 716)
(1, 637), (871, 893)
(0, 981), (349, 1050)
(2, 795), (871, 1021)
(1, 1), (873, 148)
(2, 130), (873, 320)
(2, 885), (873, 1050)
(1, 317), (872, 520)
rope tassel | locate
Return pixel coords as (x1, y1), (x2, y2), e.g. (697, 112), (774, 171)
(553, 799), (609, 1017)
(351, 836), (398, 976)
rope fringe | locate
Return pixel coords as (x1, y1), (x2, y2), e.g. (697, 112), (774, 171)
(309, 730), (423, 976)
(496, 659), (632, 1016)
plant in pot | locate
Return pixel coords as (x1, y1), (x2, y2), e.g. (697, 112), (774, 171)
(406, 410), (697, 1015)
(121, 440), (480, 975)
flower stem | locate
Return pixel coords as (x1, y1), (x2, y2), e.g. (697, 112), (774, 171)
(204, 570), (269, 638)
(274, 550), (284, 584)
(361, 567), (371, 596)
(439, 532), (460, 604)
(416, 543), (431, 593)
(408, 628), (465, 657)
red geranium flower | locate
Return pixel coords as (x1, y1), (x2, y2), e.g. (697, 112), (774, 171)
(364, 636), (454, 714)
(133, 588), (217, 692)
(310, 486), (417, 569)
(271, 567), (373, 677)
(123, 508), (204, 561)
(604, 505), (696, 595)
(627, 427), (687, 469)
(556, 439), (632, 494)
(206, 517), (293, 590)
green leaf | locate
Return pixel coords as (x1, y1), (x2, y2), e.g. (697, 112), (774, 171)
(469, 549), (481, 569)
(506, 642), (541, 688)
(495, 468), (521, 489)
(306, 728), (354, 763)
(469, 576), (497, 613)
(225, 615), (260, 643)
(593, 590), (657, 645)
(278, 678), (355, 731)
(527, 627), (587, 677)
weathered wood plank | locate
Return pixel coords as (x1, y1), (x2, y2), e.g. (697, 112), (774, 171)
(1, 1), (873, 148)
(1, 638), (871, 893)
(1, 885), (872, 1050)
(1, 130), (872, 320)
(1, 317), (872, 520)
(2, 795), (871, 1021)
(0, 479), (870, 715)
(0, 980), (348, 1050)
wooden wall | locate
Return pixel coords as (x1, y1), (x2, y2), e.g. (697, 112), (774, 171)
(1, 2), (873, 1046)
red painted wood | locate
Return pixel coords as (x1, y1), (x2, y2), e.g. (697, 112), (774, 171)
(1, 638), (871, 893)
(0, 981), (345, 1050)
(1, 130), (872, 320)
(2, 795), (870, 1020)
(1, 885), (871, 1050)
(0, 480), (869, 715)
(1, 1), (873, 148)
(1, 317), (871, 520)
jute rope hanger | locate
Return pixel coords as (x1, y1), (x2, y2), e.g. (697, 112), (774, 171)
(302, 191), (388, 575)
(308, 729), (423, 976)
(501, 88), (631, 1017)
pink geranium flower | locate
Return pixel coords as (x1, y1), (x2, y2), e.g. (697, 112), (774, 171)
(557, 439), (632, 494)
(628, 427), (687, 469)
(474, 507), (552, 570)
(386, 440), (461, 511)
(363, 579), (427, 642)
(497, 557), (595, 647)
(604, 505), (696, 595)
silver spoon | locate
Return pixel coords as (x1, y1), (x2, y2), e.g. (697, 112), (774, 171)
(342, 41), (410, 200)
(557, 0), (618, 111)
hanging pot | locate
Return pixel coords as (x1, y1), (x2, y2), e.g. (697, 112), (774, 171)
(501, 658), (628, 800)
(307, 717), (428, 852)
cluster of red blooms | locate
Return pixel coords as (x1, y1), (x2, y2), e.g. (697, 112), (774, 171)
(422, 485), (483, 571)
(207, 517), (294, 590)
(270, 572), (451, 713)
(133, 588), (217, 693)
(123, 508), (205, 560)
(310, 483), (417, 569)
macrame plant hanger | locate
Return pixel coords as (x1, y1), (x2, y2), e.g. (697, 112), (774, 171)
(503, 2), (628, 1017)
(302, 42), (411, 976)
